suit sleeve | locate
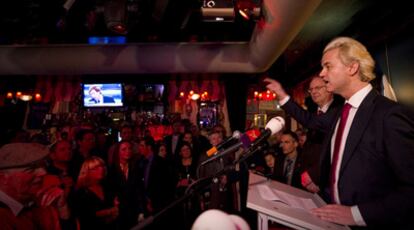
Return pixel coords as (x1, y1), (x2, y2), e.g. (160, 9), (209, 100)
(282, 98), (335, 132)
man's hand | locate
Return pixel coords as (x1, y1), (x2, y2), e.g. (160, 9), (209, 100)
(301, 171), (320, 193)
(37, 186), (70, 219)
(264, 78), (288, 101)
(37, 186), (65, 207)
(311, 204), (356, 226)
(137, 213), (145, 222)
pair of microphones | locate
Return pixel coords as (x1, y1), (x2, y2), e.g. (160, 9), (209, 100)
(201, 116), (285, 166)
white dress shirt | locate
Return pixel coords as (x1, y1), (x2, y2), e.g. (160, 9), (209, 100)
(331, 84), (372, 226)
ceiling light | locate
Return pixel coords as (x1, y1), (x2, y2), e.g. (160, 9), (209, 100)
(191, 93), (200, 101)
(20, 94), (33, 101)
(201, 0), (235, 22)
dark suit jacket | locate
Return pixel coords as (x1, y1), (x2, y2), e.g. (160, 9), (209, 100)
(301, 96), (343, 185)
(107, 159), (145, 229)
(163, 134), (183, 159)
(282, 89), (414, 228)
(272, 153), (303, 189)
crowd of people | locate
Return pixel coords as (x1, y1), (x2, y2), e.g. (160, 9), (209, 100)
(1, 36), (413, 230)
(1, 118), (260, 230)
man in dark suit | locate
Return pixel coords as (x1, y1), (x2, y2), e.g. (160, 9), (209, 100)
(272, 131), (303, 189)
(265, 37), (414, 228)
(300, 76), (343, 193)
(163, 120), (184, 159)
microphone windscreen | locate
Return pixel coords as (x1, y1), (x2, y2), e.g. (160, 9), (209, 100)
(265, 116), (285, 135)
(206, 146), (218, 157)
(232, 130), (242, 139)
(245, 129), (261, 142)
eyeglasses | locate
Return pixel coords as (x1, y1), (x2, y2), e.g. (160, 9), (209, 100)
(307, 85), (326, 93)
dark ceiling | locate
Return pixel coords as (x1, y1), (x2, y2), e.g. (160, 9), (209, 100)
(0, 0), (413, 85)
(0, 0), (257, 44)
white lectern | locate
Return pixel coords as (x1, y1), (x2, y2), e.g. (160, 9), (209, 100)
(247, 172), (350, 230)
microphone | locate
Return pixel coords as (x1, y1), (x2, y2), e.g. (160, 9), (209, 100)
(206, 130), (242, 157)
(201, 133), (252, 166)
(201, 116), (285, 166)
(250, 116), (285, 148)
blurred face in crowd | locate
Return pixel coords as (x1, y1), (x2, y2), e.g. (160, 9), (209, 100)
(213, 125), (226, 137)
(88, 162), (106, 182)
(0, 164), (47, 204)
(51, 140), (72, 163)
(138, 140), (147, 156)
(209, 132), (223, 147)
(308, 77), (332, 107)
(180, 144), (192, 159)
(120, 127), (133, 142)
(119, 141), (132, 163)
(295, 130), (307, 147)
(264, 154), (275, 169)
(172, 122), (183, 134)
(158, 145), (167, 158)
(183, 133), (193, 144)
(280, 134), (298, 156)
(78, 132), (96, 152)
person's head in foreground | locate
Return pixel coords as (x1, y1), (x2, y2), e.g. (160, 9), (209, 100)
(191, 209), (250, 230)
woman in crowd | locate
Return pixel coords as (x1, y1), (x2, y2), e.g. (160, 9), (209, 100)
(174, 141), (200, 229)
(108, 140), (145, 230)
(74, 156), (119, 230)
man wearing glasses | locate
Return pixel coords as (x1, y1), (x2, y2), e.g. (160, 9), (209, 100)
(0, 143), (70, 229)
(300, 76), (344, 192)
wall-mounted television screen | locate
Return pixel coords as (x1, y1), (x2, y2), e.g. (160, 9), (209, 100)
(82, 83), (124, 107)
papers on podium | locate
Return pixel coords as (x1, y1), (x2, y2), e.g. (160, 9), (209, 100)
(257, 184), (318, 211)
(247, 172), (350, 230)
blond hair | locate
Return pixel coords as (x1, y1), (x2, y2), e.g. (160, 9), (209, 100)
(324, 37), (375, 82)
(76, 156), (106, 189)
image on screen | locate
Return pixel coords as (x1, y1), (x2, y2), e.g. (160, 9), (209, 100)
(83, 83), (124, 107)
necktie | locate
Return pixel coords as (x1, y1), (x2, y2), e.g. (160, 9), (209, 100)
(284, 158), (293, 183)
(317, 109), (323, 115)
(329, 103), (352, 203)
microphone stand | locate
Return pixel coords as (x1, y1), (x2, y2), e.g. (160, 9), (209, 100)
(131, 142), (268, 230)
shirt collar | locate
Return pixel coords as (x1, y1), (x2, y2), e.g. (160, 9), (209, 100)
(319, 98), (334, 113)
(346, 84), (372, 109)
(0, 189), (25, 216)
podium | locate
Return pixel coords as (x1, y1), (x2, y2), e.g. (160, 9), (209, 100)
(247, 172), (350, 230)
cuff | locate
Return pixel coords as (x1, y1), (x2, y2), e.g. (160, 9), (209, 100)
(351, 205), (367, 226)
(279, 96), (290, 106)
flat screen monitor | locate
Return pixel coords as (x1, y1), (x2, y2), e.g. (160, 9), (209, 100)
(82, 83), (124, 107)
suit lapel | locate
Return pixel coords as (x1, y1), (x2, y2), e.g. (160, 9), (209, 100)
(339, 90), (378, 174)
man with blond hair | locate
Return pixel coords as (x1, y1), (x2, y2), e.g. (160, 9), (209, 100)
(265, 37), (414, 228)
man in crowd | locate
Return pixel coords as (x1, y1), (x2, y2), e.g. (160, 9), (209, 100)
(272, 131), (303, 188)
(0, 143), (70, 229)
(265, 37), (414, 228)
(300, 76), (343, 193)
